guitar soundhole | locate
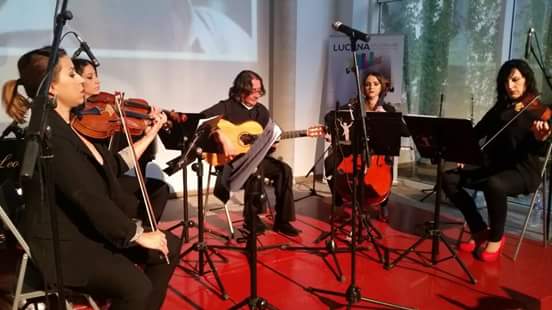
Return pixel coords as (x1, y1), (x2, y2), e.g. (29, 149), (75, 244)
(240, 133), (258, 146)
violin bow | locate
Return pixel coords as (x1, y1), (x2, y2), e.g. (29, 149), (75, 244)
(114, 92), (169, 264)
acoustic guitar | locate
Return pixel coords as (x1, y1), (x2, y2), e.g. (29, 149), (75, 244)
(204, 119), (325, 166)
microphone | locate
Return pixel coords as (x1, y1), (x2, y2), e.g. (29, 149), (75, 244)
(72, 32), (100, 67)
(332, 21), (370, 42)
(524, 28), (534, 60)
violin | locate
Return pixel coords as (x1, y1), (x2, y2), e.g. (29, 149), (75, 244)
(71, 92), (152, 139)
(482, 92), (551, 150)
(512, 92), (551, 121)
(71, 91), (187, 140)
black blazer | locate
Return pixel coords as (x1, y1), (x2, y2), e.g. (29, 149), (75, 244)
(21, 111), (139, 286)
(474, 103), (545, 192)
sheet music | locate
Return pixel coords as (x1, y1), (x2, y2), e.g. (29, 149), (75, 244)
(220, 119), (281, 192)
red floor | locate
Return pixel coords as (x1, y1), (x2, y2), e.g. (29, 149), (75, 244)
(1, 188), (551, 309)
(157, 193), (552, 310)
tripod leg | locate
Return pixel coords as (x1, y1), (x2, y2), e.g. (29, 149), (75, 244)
(359, 296), (416, 310)
(386, 234), (429, 269)
(363, 228), (384, 264)
(203, 247), (230, 299)
(325, 239), (345, 282)
(439, 234), (477, 284)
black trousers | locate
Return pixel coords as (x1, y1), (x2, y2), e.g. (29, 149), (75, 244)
(442, 167), (528, 242)
(77, 231), (181, 310)
(243, 157), (295, 223)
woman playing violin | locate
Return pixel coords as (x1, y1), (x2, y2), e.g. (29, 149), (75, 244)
(324, 71), (409, 221)
(442, 59), (551, 262)
(73, 58), (170, 224)
(2, 47), (179, 310)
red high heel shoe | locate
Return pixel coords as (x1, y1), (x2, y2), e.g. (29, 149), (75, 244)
(458, 240), (476, 252)
(479, 236), (506, 262)
(458, 229), (488, 253)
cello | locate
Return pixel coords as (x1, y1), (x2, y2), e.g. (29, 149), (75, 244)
(335, 153), (392, 207)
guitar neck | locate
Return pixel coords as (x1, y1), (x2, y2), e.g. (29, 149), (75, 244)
(281, 130), (308, 140)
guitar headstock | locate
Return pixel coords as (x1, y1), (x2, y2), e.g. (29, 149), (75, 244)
(306, 125), (326, 138)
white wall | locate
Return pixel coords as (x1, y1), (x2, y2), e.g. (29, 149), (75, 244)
(0, 0), (374, 194)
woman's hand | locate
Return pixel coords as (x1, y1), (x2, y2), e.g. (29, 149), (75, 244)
(135, 230), (169, 256)
(531, 120), (551, 141)
(144, 106), (168, 137)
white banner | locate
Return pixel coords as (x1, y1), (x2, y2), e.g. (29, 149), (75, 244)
(324, 34), (405, 111)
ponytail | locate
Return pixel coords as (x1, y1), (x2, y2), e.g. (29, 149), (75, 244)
(2, 79), (31, 124)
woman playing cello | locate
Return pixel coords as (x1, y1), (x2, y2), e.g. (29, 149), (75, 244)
(324, 71), (409, 221)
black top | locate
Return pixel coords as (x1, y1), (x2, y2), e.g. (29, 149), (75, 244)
(475, 102), (545, 191)
(201, 98), (271, 128)
(21, 111), (139, 286)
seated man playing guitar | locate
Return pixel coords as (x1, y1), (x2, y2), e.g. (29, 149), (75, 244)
(201, 70), (322, 236)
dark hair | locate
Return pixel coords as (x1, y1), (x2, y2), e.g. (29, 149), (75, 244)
(73, 58), (97, 75)
(18, 46), (67, 99)
(228, 70), (265, 101)
(496, 59), (538, 106)
(1, 46), (66, 123)
(363, 71), (391, 97)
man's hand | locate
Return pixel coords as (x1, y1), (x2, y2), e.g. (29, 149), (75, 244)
(216, 129), (239, 161)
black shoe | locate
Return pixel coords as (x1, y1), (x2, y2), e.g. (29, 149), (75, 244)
(273, 222), (301, 237)
(243, 215), (267, 234)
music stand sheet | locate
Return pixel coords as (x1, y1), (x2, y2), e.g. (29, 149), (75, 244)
(403, 115), (483, 165)
(325, 110), (403, 156)
(365, 112), (403, 156)
(221, 119), (281, 192)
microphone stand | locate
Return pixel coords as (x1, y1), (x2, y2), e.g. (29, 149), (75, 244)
(282, 101), (350, 282)
(19, 2), (72, 309)
(528, 30), (552, 244)
(307, 34), (412, 310)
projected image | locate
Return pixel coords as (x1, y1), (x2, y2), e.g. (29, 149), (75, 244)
(0, 0), (257, 62)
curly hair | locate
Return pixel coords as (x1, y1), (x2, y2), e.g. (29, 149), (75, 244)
(228, 70), (265, 101)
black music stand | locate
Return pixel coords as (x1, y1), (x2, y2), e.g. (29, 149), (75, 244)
(316, 112), (402, 252)
(160, 113), (227, 242)
(161, 114), (230, 299)
(385, 115), (481, 284)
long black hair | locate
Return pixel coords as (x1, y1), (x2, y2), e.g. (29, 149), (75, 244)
(228, 70), (265, 101)
(495, 59), (538, 107)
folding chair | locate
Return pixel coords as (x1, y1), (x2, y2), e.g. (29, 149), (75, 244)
(456, 142), (552, 261)
(0, 180), (100, 310)
(204, 163), (275, 239)
(512, 141), (552, 260)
